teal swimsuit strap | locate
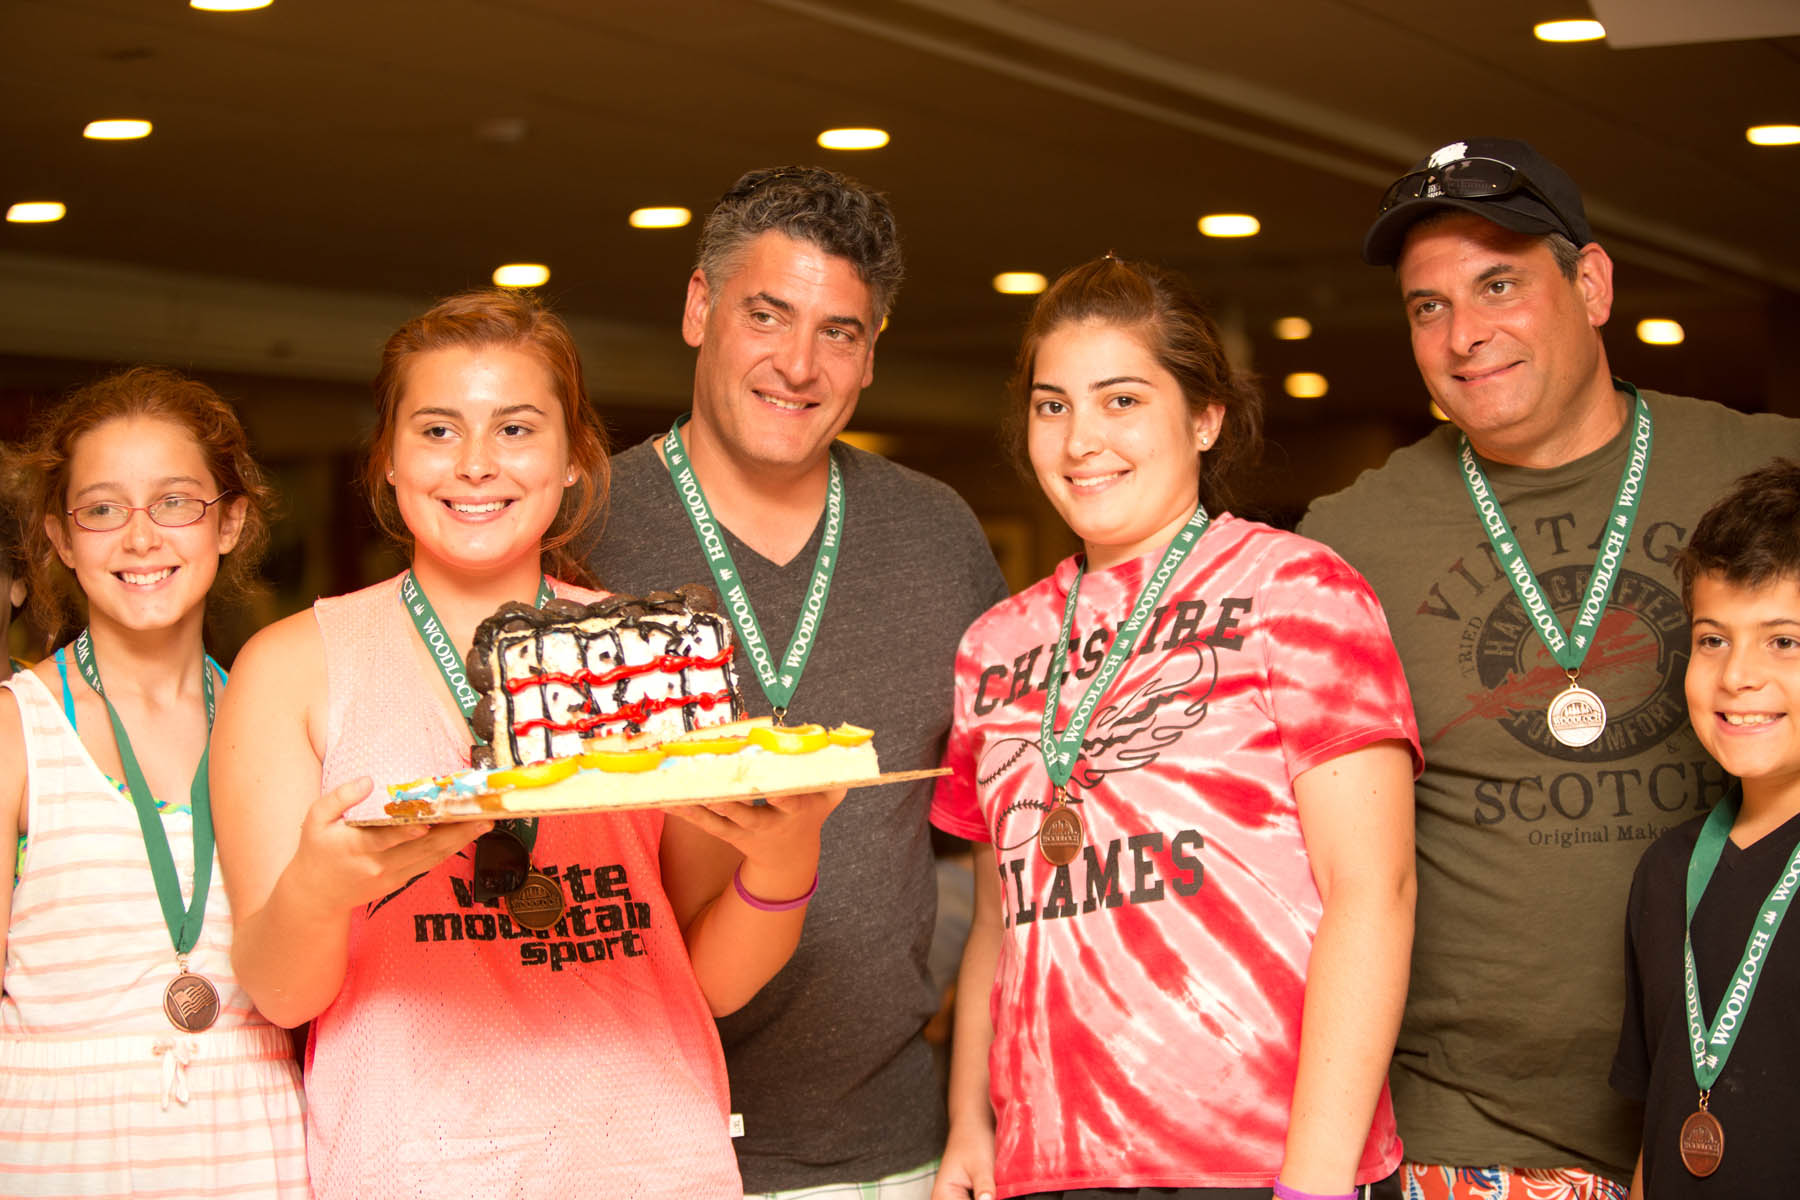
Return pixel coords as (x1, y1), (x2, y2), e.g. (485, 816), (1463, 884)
(50, 647), (224, 728)
(16, 647), (220, 887)
(53, 646), (75, 728)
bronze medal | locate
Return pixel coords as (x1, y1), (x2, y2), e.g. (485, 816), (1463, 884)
(163, 970), (220, 1033)
(504, 870), (567, 932)
(1546, 682), (1606, 748)
(1038, 805), (1084, 867)
(1679, 1107), (1724, 1176)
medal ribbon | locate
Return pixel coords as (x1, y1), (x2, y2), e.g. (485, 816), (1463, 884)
(1681, 788), (1800, 1091)
(1457, 386), (1652, 671)
(662, 416), (843, 718)
(399, 570), (553, 851)
(1038, 505), (1211, 791)
(70, 629), (216, 957)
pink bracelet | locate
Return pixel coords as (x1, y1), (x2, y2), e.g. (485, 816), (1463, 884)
(732, 864), (818, 912)
(1273, 1183), (1355, 1200)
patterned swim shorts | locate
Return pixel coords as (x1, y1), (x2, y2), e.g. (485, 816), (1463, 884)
(1401, 1163), (1627, 1200)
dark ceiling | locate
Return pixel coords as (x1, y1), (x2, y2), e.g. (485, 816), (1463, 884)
(4, 0), (1799, 502)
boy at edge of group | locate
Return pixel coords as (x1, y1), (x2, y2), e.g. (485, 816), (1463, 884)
(1610, 458), (1800, 1198)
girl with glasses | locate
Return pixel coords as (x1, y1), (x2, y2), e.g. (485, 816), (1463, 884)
(210, 289), (841, 1199)
(931, 257), (1421, 1200)
(0, 367), (305, 1196)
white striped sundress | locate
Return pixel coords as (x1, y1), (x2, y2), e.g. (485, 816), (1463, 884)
(0, 669), (307, 1198)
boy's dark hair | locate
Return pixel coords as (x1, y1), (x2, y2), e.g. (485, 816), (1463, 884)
(1675, 458), (1800, 609)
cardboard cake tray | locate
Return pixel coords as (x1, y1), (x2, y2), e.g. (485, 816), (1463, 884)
(344, 766), (950, 827)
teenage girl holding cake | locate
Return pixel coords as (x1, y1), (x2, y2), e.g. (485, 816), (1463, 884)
(211, 289), (839, 1198)
(0, 368), (306, 1195)
(931, 257), (1421, 1200)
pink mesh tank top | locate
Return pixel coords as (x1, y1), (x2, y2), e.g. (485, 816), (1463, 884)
(306, 574), (739, 1199)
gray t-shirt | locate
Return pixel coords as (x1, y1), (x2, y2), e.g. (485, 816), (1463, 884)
(1299, 387), (1800, 1179)
(589, 436), (1009, 1191)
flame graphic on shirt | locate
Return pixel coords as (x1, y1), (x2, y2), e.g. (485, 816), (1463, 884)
(981, 642), (1219, 850)
(1071, 641), (1218, 790)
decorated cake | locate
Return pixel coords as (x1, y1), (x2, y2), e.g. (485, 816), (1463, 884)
(466, 584), (742, 770)
(347, 586), (889, 825)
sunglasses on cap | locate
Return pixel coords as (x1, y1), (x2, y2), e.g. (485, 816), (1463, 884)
(1379, 155), (1581, 237)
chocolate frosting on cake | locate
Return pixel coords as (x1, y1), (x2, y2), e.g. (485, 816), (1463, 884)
(464, 584), (739, 769)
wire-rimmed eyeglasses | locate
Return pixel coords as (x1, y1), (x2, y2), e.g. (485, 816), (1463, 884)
(67, 493), (233, 533)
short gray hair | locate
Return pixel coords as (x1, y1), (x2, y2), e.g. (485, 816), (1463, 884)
(1542, 231), (1581, 280)
(695, 166), (904, 321)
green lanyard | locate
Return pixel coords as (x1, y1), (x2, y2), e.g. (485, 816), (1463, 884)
(1682, 789), (1800, 1093)
(1039, 505), (1211, 792)
(1457, 386), (1652, 672)
(662, 416), (842, 721)
(399, 570), (552, 850)
(70, 629), (216, 957)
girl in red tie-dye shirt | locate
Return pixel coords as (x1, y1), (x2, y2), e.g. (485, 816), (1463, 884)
(933, 257), (1421, 1200)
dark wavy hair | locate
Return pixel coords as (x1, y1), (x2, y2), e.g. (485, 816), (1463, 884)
(365, 289), (610, 587)
(697, 165), (904, 321)
(1002, 255), (1264, 516)
(1676, 458), (1800, 609)
(17, 367), (277, 649)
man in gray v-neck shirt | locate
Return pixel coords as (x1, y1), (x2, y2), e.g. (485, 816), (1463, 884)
(588, 165), (1007, 1197)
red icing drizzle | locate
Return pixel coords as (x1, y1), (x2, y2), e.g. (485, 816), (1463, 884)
(503, 645), (733, 694)
(512, 690), (734, 738)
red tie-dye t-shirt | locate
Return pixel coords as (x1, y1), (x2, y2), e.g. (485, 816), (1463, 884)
(932, 515), (1421, 1195)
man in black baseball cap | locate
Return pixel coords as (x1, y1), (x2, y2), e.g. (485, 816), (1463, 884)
(1362, 136), (1593, 267)
(1299, 138), (1800, 1200)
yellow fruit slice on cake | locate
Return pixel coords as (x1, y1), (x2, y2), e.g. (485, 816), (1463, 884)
(827, 724), (874, 747)
(750, 723), (830, 754)
(579, 744), (667, 773)
(489, 757), (580, 790)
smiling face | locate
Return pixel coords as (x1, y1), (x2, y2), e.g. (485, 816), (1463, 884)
(45, 414), (245, 636)
(1398, 213), (1618, 467)
(1026, 320), (1222, 570)
(682, 230), (877, 480)
(1686, 573), (1800, 800)
(387, 344), (573, 583)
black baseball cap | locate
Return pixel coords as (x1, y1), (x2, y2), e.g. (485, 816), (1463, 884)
(1362, 137), (1594, 266)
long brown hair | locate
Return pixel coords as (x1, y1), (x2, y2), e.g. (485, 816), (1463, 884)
(365, 289), (609, 586)
(17, 366), (277, 649)
(1003, 255), (1263, 516)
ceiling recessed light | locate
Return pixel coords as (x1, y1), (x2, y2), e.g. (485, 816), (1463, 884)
(629, 206), (691, 229)
(992, 272), (1047, 296)
(1199, 213), (1259, 238)
(1747, 124), (1800, 147)
(1533, 19), (1605, 42)
(493, 263), (550, 288)
(1636, 318), (1684, 346)
(1272, 316), (1312, 341)
(1284, 372), (1328, 399)
(190, 0), (273, 10)
(7, 201), (66, 224)
(817, 128), (889, 151)
(83, 119), (153, 140)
